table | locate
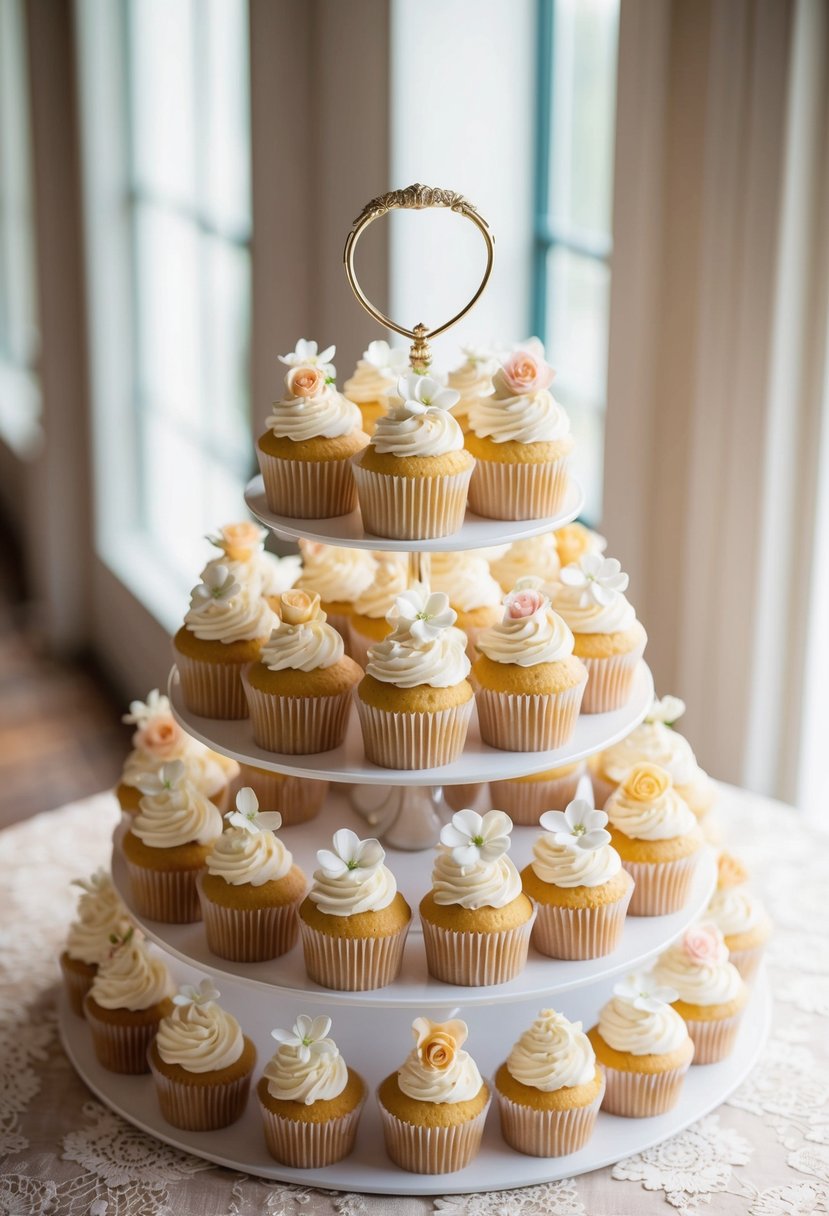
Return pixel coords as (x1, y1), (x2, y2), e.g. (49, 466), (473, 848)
(1, 785), (827, 1216)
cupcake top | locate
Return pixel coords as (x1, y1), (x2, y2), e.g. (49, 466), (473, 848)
(476, 581), (575, 668)
(708, 881), (770, 937)
(716, 851), (750, 890)
(206, 788), (295, 887)
(468, 348), (570, 445)
(370, 373), (463, 458)
(598, 973), (690, 1056)
(554, 522), (607, 569)
(65, 869), (131, 966)
(506, 1009), (596, 1091)
(654, 923), (745, 1006)
(120, 689), (237, 796)
(344, 339), (408, 405)
(265, 340), (362, 441)
(446, 344), (499, 413)
(259, 590), (345, 673)
(366, 586), (471, 688)
(432, 809), (522, 910)
(397, 1017), (483, 1104)
(352, 555), (407, 619)
(264, 1014), (348, 1104)
(605, 763), (698, 841)
(202, 521), (301, 601)
(183, 564), (275, 643)
(308, 828), (397, 916)
(532, 797), (622, 889)
(490, 534), (561, 590)
(88, 927), (173, 1012)
(132, 760), (223, 849)
(296, 540), (376, 605)
(598, 696), (700, 787)
(551, 554), (637, 635)
(156, 979), (245, 1073)
(430, 551), (503, 613)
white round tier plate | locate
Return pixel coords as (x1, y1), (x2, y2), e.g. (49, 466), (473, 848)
(59, 970), (770, 1195)
(244, 473), (585, 551)
(168, 661), (654, 785)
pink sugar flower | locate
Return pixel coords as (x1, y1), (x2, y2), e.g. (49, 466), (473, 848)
(499, 350), (555, 396)
(682, 922), (728, 965)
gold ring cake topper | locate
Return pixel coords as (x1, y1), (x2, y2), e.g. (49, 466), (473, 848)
(343, 184), (496, 372)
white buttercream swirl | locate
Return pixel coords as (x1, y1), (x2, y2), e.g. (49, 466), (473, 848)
(469, 382), (571, 445)
(606, 784), (698, 842)
(708, 886), (769, 937)
(122, 743), (232, 799)
(132, 784), (223, 848)
(507, 1010), (596, 1091)
(447, 359), (495, 414)
(308, 862), (397, 916)
(264, 1039), (348, 1104)
(430, 552), (502, 612)
(550, 580), (636, 634)
(156, 1000), (245, 1073)
(265, 385), (361, 442)
(344, 360), (396, 405)
(184, 581), (275, 643)
(371, 403), (464, 458)
(89, 937), (172, 1011)
(259, 616), (344, 672)
(476, 603), (575, 667)
(366, 630), (470, 689)
(65, 875), (131, 966)
(599, 721), (698, 786)
(431, 848), (522, 910)
(654, 943), (745, 1006)
(206, 827), (294, 887)
(296, 544), (376, 604)
(598, 994), (689, 1056)
(353, 558), (407, 618)
(398, 1047), (483, 1104)
(491, 536), (560, 590)
(531, 836), (622, 889)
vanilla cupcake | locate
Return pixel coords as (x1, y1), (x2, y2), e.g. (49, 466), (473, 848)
(430, 550), (502, 655)
(351, 373), (475, 540)
(550, 554), (646, 713)
(553, 522), (607, 570)
(473, 581), (587, 752)
(420, 810), (535, 986)
(202, 520), (301, 614)
(378, 1017), (490, 1174)
(198, 789), (307, 962)
(257, 341), (368, 517)
(349, 554), (407, 666)
(343, 339), (408, 434)
(83, 928), (174, 1074)
(298, 828), (411, 990)
(356, 585), (473, 769)
(605, 763), (703, 915)
(588, 973), (694, 1116)
(494, 1009), (605, 1156)
(707, 853), (772, 982)
(60, 870), (132, 1017)
(121, 761), (223, 923)
(296, 540), (376, 642)
(149, 979), (256, 1130)
(172, 565), (275, 719)
(466, 348), (573, 519)
(234, 763), (328, 827)
(521, 797), (634, 959)
(243, 590), (362, 754)
(654, 923), (749, 1063)
(117, 689), (237, 814)
(490, 533), (560, 592)
(446, 344), (498, 431)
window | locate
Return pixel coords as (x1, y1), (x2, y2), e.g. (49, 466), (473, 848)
(533, 0), (620, 523)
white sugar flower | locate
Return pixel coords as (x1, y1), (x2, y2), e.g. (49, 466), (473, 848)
(396, 373), (460, 414)
(316, 828), (385, 879)
(390, 586), (457, 643)
(559, 553), (629, 607)
(225, 786), (283, 835)
(122, 689), (170, 726)
(190, 564), (241, 608)
(458, 341), (500, 371)
(615, 972), (678, 1013)
(646, 695), (687, 727)
(278, 338), (336, 379)
(364, 339), (408, 376)
(539, 799), (611, 852)
(440, 809), (513, 868)
(172, 978), (221, 1008)
(72, 867), (112, 895)
(271, 1014), (336, 1063)
(134, 759), (187, 797)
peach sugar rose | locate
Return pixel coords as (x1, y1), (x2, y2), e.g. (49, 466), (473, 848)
(413, 1017), (467, 1072)
(506, 587), (546, 620)
(218, 521), (265, 561)
(681, 922), (728, 965)
(279, 588), (322, 626)
(134, 714), (184, 760)
(621, 762), (672, 804)
(499, 349), (556, 396)
(287, 365), (327, 399)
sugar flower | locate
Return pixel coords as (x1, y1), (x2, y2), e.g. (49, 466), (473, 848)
(190, 564), (241, 608)
(172, 978), (221, 1008)
(559, 553), (629, 608)
(225, 787), (283, 835)
(286, 365), (328, 399)
(615, 971), (678, 1013)
(122, 689), (170, 726)
(395, 373), (459, 414)
(279, 588), (322, 626)
(279, 338), (336, 380)
(271, 1014), (336, 1062)
(412, 1017), (468, 1069)
(72, 868), (112, 896)
(316, 828), (385, 879)
(646, 695), (687, 727)
(132, 712), (184, 761)
(539, 799), (611, 852)
(134, 759), (187, 797)
(363, 339), (408, 376)
(206, 521), (267, 558)
(440, 808), (513, 868)
(504, 584), (547, 621)
(497, 348), (556, 396)
(389, 586), (457, 643)
(680, 922), (728, 965)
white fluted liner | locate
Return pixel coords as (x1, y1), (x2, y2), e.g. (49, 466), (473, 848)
(175, 651), (249, 719)
(124, 859), (204, 923)
(531, 875), (634, 960)
(727, 944), (766, 985)
(489, 766), (585, 824)
(475, 678), (586, 752)
(623, 852), (700, 916)
(257, 447), (358, 518)
(84, 999), (163, 1075)
(197, 876), (302, 962)
(149, 1051), (253, 1130)
(355, 697), (473, 770)
(683, 1010), (745, 1064)
(467, 454), (569, 520)
(259, 1093), (364, 1167)
(600, 1058), (693, 1117)
(580, 644), (646, 714)
(351, 460), (473, 540)
(243, 672), (352, 754)
(378, 1094), (491, 1174)
(420, 911), (536, 986)
(495, 1077), (605, 1157)
(235, 765), (327, 825)
(299, 919), (410, 990)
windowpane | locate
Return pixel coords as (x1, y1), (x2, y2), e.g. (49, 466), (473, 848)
(561, 400), (605, 527)
(202, 236), (251, 463)
(546, 246), (610, 407)
(202, 0), (252, 235)
(139, 412), (206, 575)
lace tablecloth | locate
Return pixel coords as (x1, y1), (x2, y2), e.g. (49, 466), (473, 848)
(2, 785), (828, 1216)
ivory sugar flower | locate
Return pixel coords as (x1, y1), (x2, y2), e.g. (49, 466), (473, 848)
(412, 1016), (468, 1070)
(279, 589), (321, 625)
(621, 762), (671, 803)
(206, 521), (267, 560)
(287, 365), (327, 399)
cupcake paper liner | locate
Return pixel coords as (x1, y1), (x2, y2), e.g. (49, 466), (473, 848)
(379, 1095), (491, 1174)
(197, 876), (302, 962)
(531, 876), (634, 960)
(495, 1078), (605, 1157)
(84, 1000), (162, 1075)
(124, 859), (204, 924)
(351, 461), (473, 540)
(683, 1010), (744, 1064)
(149, 1053), (253, 1130)
(445, 783), (486, 812)
(579, 645), (646, 714)
(600, 1058), (692, 1117)
(475, 679), (586, 752)
(299, 920), (410, 991)
(489, 767), (585, 824)
(727, 944), (766, 985)
(235, 765), (328, 825)
(59, 956), (95, 1018)
(260, 1096), (364, 1167)
(257, 447), (358, 519)
(175, 651), (249, 720)
(467, 454), (569, 521)
(623, 852), (700, 916)
(243, 674), (352, 754)
(355, 698), (473, 770)
(420, 913), (535, 986)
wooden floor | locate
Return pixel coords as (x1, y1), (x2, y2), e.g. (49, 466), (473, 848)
(0, 529), (128, 830)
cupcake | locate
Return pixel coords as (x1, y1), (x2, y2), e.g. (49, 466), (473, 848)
(550, 554), (647, 713)
(553, 522), (607, 570)
(117, 689), (237, 815)
(243, 590), (362, 754)
(466, 347), (573, 520)
(198, 788), (307, 962)
(343, 339), (408, 434)
(378, 1017), (490, 1174)
(588, 973), (694, 1116)
(83, 927), (174, 1074)
(258, 1013), (365, 1167)
(356, 585), (473, 769)
(446, 344), (498, 432)
(121, 760), (223, 923)
(494, 1009), (605, 1156)
(472, 581), (587, 752)
(351, 373), (475, 540)
(420, 809), (535, 986)
(489, 762), (585, 825)
(298, 828), (411, 990)
(60, 869), (132, 1017)
(172, 565), (275, 719)
(604, 763), (703, 916)
(654, 923), (749, 1063)
(445, 782), (487, 812)
(590, 695), (717, 818)
(430, 551), (503, 655)
(348, 554), (407, 666)
(296, 540), (376, 643)
(202, 520), (301, 614)
(707, 852), (772, 982)
(257, 341), (368, 518)
(521, 796), (634, 959)
(490, 533), (561, 593)
(234, 763), (328, 826)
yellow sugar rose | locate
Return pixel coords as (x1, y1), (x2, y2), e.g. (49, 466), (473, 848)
(622, 762), (671, 803)
(219, 520), (265, 562)
(280, 589), (321, 625)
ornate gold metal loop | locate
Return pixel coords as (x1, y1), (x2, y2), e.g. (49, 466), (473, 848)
(343, 184), (495, 371)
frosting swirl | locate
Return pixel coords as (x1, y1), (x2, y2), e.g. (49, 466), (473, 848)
(507, 1010), (596, 1091)
(371, 403), (464, 458)
(469, 372), (571, 445)
(259, 614), (344, 672)
(265, 381), (361, 442)
(476, 598), (575, 667)
(366, 630), (470, 688)
(398, 1045), (483, 1104)
(430, 551), (502, 612)
(599, 721), (699, 786)
(353, 557), (407, 619)
(89, 934), (172, 1011)
(344, 360), (396, 405)
(605, 765), (698, 841)
(184, 579), (274, 643)
(491, 535), (560, 590)
(65, 872), (131, 965)
(308, 861), (397, 916)
(264, 1036), (348, 1104)
(654, 941), (745, 1006)
(598, 992), (689, 1056)
(531, 835), (622, 889)
(708, 885), (768, 936)
(296, 543), (376, 604)
(206, 826), (293, 886)
(551, 579), (636, 634)
(132, 783), (223, 848)
(122, 742), (232, 799)
(431, 848), (522, 909)
(447, 354), (496, 414)
(156, 1000), (245, 1073)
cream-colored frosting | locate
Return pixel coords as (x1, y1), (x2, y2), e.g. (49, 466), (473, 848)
(468, 373), (571, 445)
(366, 630), (470, 688)
(265, 383), (361, 442)
(605, 783), (698, 842)
(259, 552), (302, 598)
(655, 943), (745, 1006)
(398, 1046), (483, 1104)
(156, 1000), (245, 1073)
(476, 600), (575, 667)
(554, 523), (607, 567)
(259, 615), (344, 672)
(531, 835), (622, 889)
(122, 743), (232, 799)
(708, 886), (769, 937)
(598, 994), (689, 1056)
(599, 721), (699, 786)
(89, 934), (172, 1011)
(296, 544), (376, 605)
(447, 356), (496, 414)
(206, 826), (293, 887)
(184, 580), (274, 643)
(65, 872), (131, 966)
(132, 784), (223, 849)
(308, 861), (397, 916)
(507, 1010), (596, 1091)
(431, 848), (522, 910)
(371, 402), (464, 458)
(352, 558), (407, 619)
(344, 360), (396, 405)
(264, 1038), (348, 1105)
(430, 551), (502, 612)
(550, 580), (636, 635)
(490, 536), (560, 590)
